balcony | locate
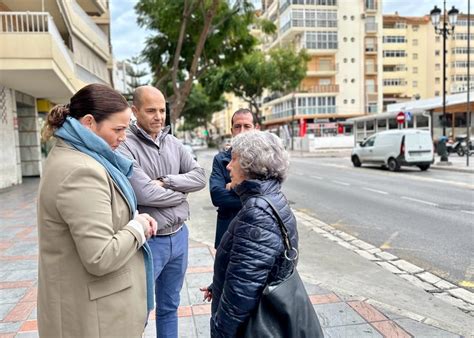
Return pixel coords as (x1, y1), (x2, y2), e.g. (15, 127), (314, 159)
(365, 22), (378, 33)
(365, 43), (377, 53)
(365, 64), (377, 74)
(76, 0), (107, 16)
(299, 84), (339, 94)
(365, 0), (378, 12)
(307, 64), (337, 77)
(0, 11), (81, 102)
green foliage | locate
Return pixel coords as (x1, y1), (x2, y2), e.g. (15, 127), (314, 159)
(135, 0), (257, 118)
(180, 84), (225, 131)
(203, 48), (308, 122)
(125, 55), (149, 100)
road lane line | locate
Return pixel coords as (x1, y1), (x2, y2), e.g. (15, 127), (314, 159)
(310, 175), (323, 180)
(331, 180), (350, 186)
(401, 196), (438, 207)
(461, 210), (474, 215)
(363, 187), (389, 195)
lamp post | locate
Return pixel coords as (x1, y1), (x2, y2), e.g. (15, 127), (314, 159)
(430, 1), (459, 139)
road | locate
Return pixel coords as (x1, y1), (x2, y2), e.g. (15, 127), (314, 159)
(194, 148), (474, 288)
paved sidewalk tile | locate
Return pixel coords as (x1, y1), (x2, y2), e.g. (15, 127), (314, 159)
(0, 178), (465, 337)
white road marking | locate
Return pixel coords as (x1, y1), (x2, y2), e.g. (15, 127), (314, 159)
(310, 175), (323, 180)
(461, 210), (474, 215)
(401, 196), (438, 207)
(332, 180), (350, 186)
(363, 187), (389, 195)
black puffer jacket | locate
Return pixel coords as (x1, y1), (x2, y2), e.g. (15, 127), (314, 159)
(210, 179), (298, 338)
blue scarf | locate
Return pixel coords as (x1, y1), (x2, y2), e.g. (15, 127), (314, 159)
(55, 116), (155, 314)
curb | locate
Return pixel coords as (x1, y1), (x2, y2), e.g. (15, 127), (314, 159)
(430, 165), (474, 174)
(293, 210), (474, 316)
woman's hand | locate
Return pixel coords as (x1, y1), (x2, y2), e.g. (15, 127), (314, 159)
(134, 213), (157, 239)
(200, 286), (212, 302)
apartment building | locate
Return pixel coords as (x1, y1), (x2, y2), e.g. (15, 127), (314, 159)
(0, 0), (112, 189)
(259, 0), (383, 137)
(382, 13), (474, 110)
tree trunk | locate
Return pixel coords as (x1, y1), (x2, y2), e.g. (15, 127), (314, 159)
(171, 0), (220, 123)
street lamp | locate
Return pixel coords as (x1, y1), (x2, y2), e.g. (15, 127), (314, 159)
(430, 2), (459, 139)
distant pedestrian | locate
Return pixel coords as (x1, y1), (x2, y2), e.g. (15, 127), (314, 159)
(209, 108), (259, 248)
(37, 83), (157, 337)
(118, 86), (206, 338)
(202, 130), (311, 337)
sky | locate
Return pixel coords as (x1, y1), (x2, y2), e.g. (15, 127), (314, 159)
(110, 0), (469, 62)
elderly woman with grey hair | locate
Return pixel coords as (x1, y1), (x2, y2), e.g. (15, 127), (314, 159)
(201, 130), (299, 337)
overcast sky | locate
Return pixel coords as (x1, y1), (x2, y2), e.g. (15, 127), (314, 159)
(110, 0), (469, 62)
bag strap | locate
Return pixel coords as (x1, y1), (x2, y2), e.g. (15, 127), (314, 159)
(255, 195), (298, 261)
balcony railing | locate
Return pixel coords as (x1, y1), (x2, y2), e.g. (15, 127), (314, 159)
(365, 22), (378, 33)
(0, 12), (75, 70)
(300, 84), (340, 93)
(365, 64), (377, 73)
(0, 12), (48, 32)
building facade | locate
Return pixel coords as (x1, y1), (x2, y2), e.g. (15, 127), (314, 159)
(259, 0), (383, 137)
(0, 0), (112, 189)
(382, 13), (474, 110)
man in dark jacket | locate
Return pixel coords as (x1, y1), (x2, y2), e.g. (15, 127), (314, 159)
(209, 108), (258, 248)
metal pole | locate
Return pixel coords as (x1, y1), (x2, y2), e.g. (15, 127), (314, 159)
(442, 0), (447, 138)
(467, 0), (471, 166)
(291, 96), (295, 151)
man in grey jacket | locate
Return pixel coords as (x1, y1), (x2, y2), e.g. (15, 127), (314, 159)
(118, 86), (206, 338)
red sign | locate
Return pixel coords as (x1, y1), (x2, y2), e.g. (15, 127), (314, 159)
(396, 111), (405, 124)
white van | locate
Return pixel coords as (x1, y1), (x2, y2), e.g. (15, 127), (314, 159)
(351, 129), (434, 171)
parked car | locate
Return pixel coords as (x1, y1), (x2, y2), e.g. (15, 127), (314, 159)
(351, 129), (434, 172)
(183, 144), (198, 161)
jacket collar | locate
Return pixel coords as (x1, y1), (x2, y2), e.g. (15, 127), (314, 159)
(234, 179), (281, 203)
(129, 121), (170, 146)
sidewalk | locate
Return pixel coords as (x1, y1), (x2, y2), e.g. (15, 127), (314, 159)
(0, 178), (467, 337)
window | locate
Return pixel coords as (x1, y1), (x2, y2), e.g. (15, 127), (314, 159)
(383, 50), (406, 57)
(305, 9), (316, 27)
(413, 39), (418, 46)
(383, 79), (405, 86)
(412, 25), (419, 31)
(343, 99), (348, 104)
(351, 58), (355, 63)
(413, 81), (418, 88)
(435, 91), (440, 96)
(435, 77), (440, 84)
(435, 36), (440, 42)
(383, 36), (406, 43)
(413, 67), (418, 74)
(292, 10), (305, 27)
(435, 50), (440, 56)
(435, 63), (441, 70)
(413, 53), (418, 60)
(365, 38), (376, 52)
(343, 37), (347, 42)
(351, 99), (355, 104)
(351, 37), (355, 42)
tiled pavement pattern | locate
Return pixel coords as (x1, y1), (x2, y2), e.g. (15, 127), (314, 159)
(0, 178), (462, 337)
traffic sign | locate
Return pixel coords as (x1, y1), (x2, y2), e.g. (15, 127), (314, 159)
(396, 111), (405, 124)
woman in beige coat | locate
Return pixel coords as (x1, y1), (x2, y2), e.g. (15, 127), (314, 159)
(37, 84), (157, 337)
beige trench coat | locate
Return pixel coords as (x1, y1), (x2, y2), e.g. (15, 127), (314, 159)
(37, 139), (147, 337)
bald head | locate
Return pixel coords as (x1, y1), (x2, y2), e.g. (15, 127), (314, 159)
(131, 86), (166, 139)
(133, 86), (165, 109)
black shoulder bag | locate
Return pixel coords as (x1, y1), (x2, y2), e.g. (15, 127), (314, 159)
(243, 196), (324, 338)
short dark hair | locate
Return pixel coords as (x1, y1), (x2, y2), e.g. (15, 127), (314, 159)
(231, 108), (258, 126)
(42, 83), (129, 140)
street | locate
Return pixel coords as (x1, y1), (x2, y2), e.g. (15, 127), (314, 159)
(192, 148), (474, 288)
